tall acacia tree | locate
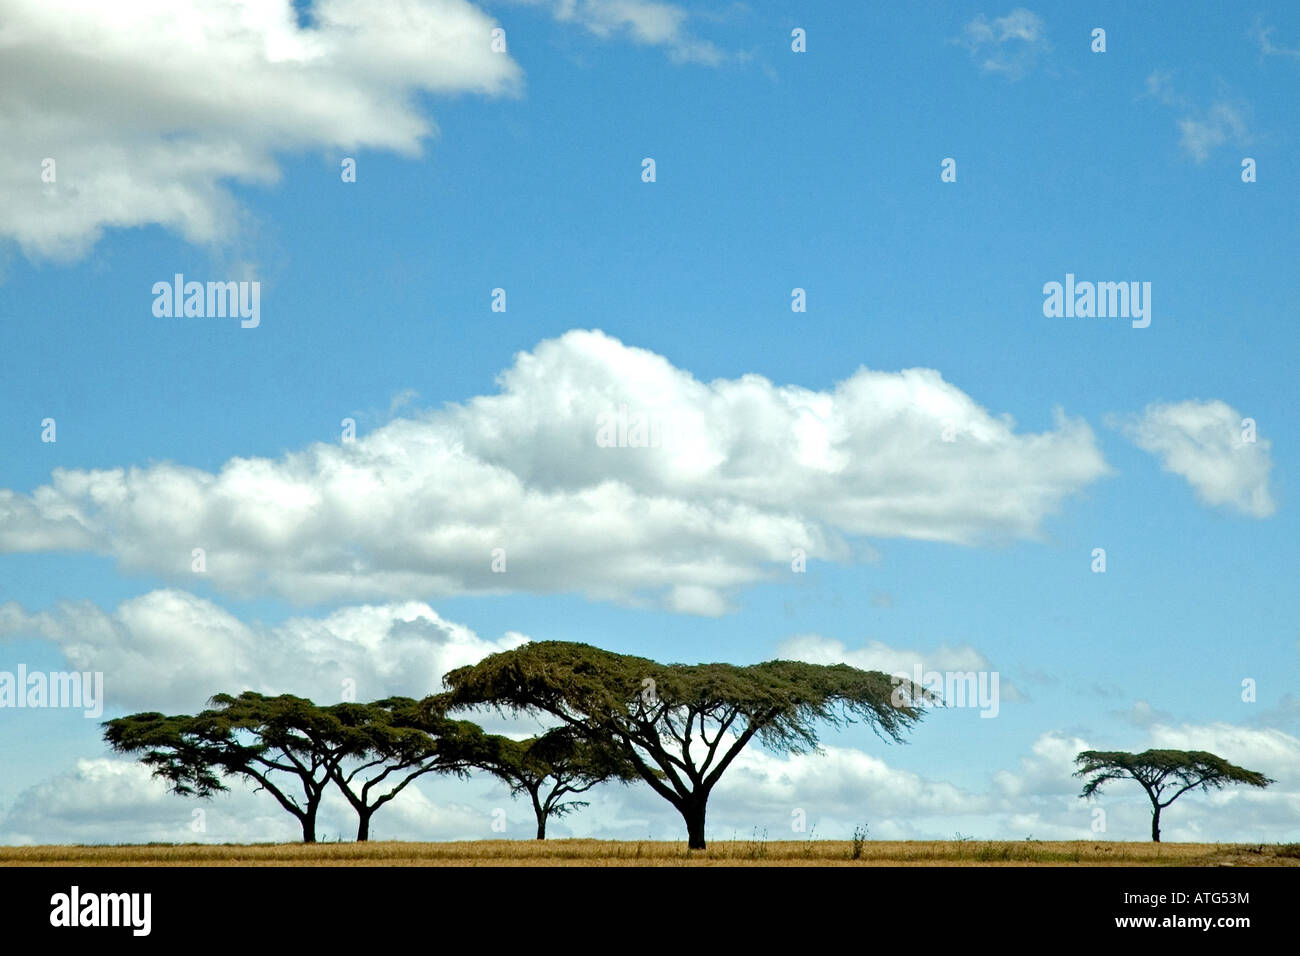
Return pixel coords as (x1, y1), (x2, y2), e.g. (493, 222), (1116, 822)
(1074, 749), (1273, 842)
(431, 641), (930, 849)
(474, 727), (640, 839)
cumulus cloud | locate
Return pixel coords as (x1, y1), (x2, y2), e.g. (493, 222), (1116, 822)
(993, 730), (1089, 802)
(0, 589), (527, 713)
(0, 330), (1110, 613)
(713, 742), (982, 820)
(1118, 399), (1275, 517)
(0, 0), (522, 261)
(0, 758), (298, 846)
(956, 8), (1048, 79)
(0, 756), (499, 845)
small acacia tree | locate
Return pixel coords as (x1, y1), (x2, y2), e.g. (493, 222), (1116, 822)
(474, 727), (640, 839)
(1074, 749), (1273, 842)
(323, 696), (490, 840)
(431, 641), (929, 849)
(106, 693), (346, 843)
(106, 692), (488, 842)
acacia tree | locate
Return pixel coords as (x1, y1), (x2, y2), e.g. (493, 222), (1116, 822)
(430, 641), (929, 849)
(106, 693), (348, 842)
(106, 692), (487, 842)
(327, 697), (490, 841)
(1074, 749), (1273, 842)
(474, 727), (640, 839)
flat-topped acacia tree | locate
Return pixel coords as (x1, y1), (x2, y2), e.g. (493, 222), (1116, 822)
(105, 692), (488, 842)
(474, 727), (641, 839)
(326, 696), (491, 841)
(429, 641), (930, 849)
(105, 693), (342, 843)
(1074, 749), (1274, 842)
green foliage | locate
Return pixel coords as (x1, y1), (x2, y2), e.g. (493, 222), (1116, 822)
(102, 710), (243, 798)
(432, 641), (930, 849)
(437, 641), (928, 754)
(105, 692), (491, 842)
(1074, 749), (1273, 803)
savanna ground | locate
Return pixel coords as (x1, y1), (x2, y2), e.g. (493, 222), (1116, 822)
(3, 839), (1299, 867)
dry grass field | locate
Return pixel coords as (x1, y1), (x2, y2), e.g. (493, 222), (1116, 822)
(4, 839), (1299, 867)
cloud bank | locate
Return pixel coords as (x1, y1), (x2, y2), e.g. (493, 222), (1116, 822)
(0, 330), (1111, 613)
(0, 0), (521, 260)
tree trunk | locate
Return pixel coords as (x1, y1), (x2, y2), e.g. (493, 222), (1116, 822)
(301, 809), (317, 844)
(1151, 806), (1161, 843)
(682, 801), (707, 850)
(357, 809), (373, 842)
(531, 789), (547, 840)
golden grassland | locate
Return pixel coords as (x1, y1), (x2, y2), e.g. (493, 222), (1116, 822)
(3, 839), (1299, 867)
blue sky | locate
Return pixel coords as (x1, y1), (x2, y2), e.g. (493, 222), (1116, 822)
(1, 1), (1297, 845)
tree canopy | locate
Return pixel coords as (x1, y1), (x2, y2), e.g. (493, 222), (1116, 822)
(106, 692), (343, 842)
(317, 696), (491, 840)
(474, 727), (640, 839)
(1074, 749), (1273, 842)
(431, 640), (930, 848)
(105, 692), (489, 842)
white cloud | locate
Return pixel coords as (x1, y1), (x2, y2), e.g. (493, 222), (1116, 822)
(956, 8), (1048, 79)
(0, 0), (522, 261)
(0, 589), (527, 713)
(0, 756), (499, 845)
(0, 330), (1110, 612)
(993, 730), (1089, 802)
(0, 758), (298, 846)
(713, 742), (982, 820)
(1119, 399), (1275, 517)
